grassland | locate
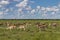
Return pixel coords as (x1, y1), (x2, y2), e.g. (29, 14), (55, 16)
(0, 19), (60, 40)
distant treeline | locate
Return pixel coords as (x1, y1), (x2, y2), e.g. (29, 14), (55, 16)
(0, 19), (60, 21)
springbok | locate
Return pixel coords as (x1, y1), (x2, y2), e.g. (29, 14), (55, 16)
(0, 22), (3, 26)
(50, 22), (58, 27)
(18, 23), (27, 30)
(6, 22), (16, 30)
(35, 22), (48, 31)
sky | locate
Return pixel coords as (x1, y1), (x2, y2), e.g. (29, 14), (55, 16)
(0, 0), (60, 19)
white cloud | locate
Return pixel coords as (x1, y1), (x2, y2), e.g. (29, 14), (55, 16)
(25, 6), (32, 11)
(0, 0), (9, 5)
(0, 12), (3, 15)
(31, 9), (35, 14)
(0, 5), (2, 7)
(16, 0), (28, 8)
(0, 0), (9, 7)
(18, 9), (22, 12)
(46, 7), (51, 11)
(13, 0), (20, 2)
(15, 3), (60, 19)
(50, 8), (59, 12)
(51, 12), (55, 15)
(5, 9), (9, 12)
(45, 7), (59, 12)
(58, 4), (60, 7)
(17, 9), (24, 14)
(41, 7), (46, 11)
(37, 6), (40, 9)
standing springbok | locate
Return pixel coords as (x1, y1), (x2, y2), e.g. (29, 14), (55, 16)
(6, 22), (16, 30)
(18, 23), (27, 30)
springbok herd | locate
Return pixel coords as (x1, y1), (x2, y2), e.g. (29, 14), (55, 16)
(0, 22), (59, 30)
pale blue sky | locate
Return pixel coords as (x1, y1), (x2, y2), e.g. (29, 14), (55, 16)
(0, 0), (60, 19)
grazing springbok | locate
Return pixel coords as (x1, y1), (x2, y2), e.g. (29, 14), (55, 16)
(0, 22), (3, 26)
(35, 22), (48, 31)
(50, 22), (58, 27)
